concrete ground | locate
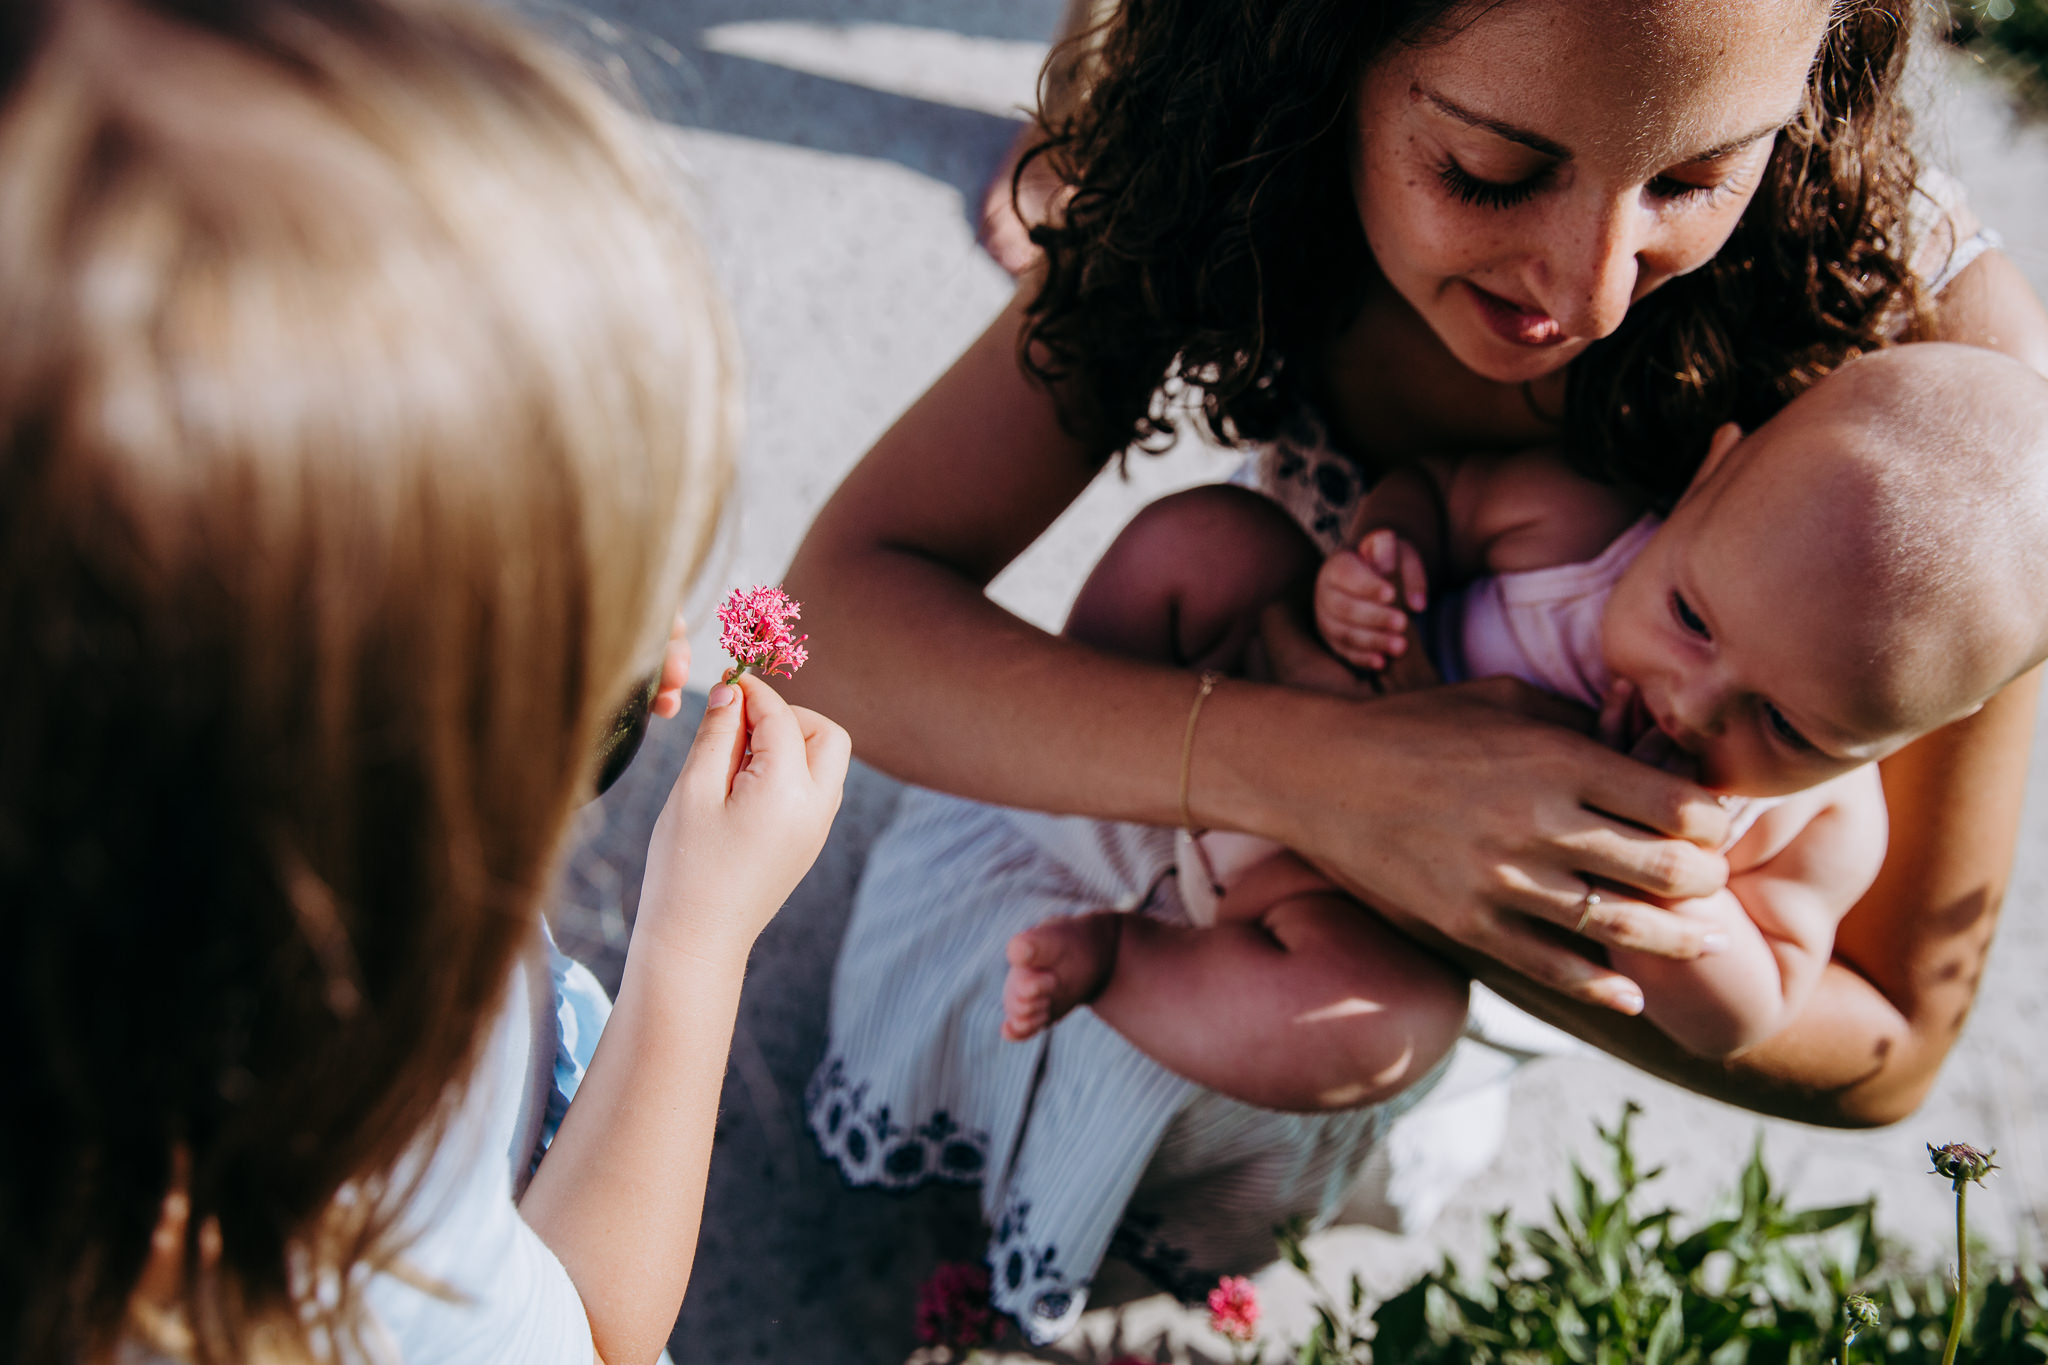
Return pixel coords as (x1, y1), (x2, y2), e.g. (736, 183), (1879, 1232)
(544, 5), (2048, 1360)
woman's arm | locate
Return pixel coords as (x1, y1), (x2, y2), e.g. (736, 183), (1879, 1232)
(782, 285), (1737, 1010)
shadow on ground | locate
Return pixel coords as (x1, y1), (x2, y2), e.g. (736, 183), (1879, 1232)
(536, 0), (1059, 233)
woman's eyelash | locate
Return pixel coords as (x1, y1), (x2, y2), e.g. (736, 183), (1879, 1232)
(1435, 158), (1540, 210)
(1647, 175), (1725, 205)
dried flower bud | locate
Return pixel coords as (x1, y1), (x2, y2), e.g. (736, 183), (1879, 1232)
(1928, 1141), (1998, 1190)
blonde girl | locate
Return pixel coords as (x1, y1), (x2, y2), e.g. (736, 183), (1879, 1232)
(0, 0), (846, 1360)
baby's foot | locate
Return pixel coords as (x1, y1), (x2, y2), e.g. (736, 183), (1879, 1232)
(1001, 912), (1122, 1041)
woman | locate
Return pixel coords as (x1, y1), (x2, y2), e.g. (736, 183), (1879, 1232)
(785, 0), (2048, 1341)
(1, 0), (847, 1360)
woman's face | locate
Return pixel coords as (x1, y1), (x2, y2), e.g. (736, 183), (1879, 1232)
(1352, 0), (1830, 385)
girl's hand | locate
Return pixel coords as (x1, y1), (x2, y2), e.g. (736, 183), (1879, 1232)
(638, 673), (850, 966)
(1262, 675), (1733, 1013)
(652, 612), (691, 719)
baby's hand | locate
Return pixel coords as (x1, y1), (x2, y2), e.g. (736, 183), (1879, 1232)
(1314, 528), (1429, 672)
(638, 673), (850, 966)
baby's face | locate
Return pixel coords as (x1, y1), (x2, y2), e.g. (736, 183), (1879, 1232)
(1600, 410), (1976, 797)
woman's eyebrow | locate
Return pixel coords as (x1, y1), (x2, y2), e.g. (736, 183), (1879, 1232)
(1683, 119), (1794, 164)
(1419, 85), (1791, 167)
(1418, 87), (1569, 158)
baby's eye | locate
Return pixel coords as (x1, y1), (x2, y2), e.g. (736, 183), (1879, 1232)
(1762, 702), (1813, 752)
(1670, 591), (1709, 639)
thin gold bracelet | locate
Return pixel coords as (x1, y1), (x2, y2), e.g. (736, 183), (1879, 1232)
(1179, 670), (1224, 835)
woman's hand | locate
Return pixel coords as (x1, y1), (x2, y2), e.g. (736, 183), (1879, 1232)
(1248, 599), (1731, 1010)
(637, 673), (850, 966)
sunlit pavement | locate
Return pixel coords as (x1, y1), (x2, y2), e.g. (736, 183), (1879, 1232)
(545, 6), (2048, 1359)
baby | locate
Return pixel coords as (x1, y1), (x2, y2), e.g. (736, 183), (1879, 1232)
(1001, 343), (2048, 1111)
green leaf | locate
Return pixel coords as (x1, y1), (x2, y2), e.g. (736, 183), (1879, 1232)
(1646, 1298), (1685, 1365)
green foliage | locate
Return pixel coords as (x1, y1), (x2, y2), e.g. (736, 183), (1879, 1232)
(1947, 1), (2048, 107)
(1272, 1105), (2048, 1365)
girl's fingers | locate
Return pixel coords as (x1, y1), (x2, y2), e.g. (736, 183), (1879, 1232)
(680, 679), (746, 801)
(654, 613), (690, 718)
(727, 672), (807, 779)
(791, 704), (853, 784)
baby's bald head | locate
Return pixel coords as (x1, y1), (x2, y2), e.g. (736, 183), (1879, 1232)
(1684, 342), (2048, 741)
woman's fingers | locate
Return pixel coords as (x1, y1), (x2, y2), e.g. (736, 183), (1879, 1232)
(1490, 859), (1714, 961)
(1581, 755), (1730, 849)
(1558, 814), (1728, 902)
(1463, 913), (1647, 1014)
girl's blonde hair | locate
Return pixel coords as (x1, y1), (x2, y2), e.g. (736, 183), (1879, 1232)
(0, 0), (731, 1358)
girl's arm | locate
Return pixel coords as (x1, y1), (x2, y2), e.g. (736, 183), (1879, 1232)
(518, 676), (850, 1365)
(782, 285), (1735, 1013)
(1607, 769), (1886, 1060)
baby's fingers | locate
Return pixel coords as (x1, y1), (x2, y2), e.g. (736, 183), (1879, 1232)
(1320, 547), (1399, 605)
(1394, 538), (1429, 614)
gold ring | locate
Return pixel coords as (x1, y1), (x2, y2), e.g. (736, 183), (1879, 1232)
(1573, 886), (1602, 936)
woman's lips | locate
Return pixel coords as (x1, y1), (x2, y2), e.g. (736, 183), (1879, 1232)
(1465, 282), (1565, 347)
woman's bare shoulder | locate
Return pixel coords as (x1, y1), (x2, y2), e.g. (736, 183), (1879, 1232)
(1925, 248), (2048, 376)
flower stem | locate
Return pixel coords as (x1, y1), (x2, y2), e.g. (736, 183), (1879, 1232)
(1941, 1180), (1968, 1365)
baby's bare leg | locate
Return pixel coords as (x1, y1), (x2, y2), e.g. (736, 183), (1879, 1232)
(1005, 856), (1468, 1112)
(1063, 484), (1321, 670)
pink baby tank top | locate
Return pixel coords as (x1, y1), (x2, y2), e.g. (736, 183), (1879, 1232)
(1448, 515), (1659, 708)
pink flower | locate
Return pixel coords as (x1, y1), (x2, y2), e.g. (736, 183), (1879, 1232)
(716, 585), (809, 682)
(913, 1261), (1003, 1349)
(1207, 1275), (1261, 1343)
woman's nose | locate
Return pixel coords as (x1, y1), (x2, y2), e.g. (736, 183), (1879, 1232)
(1534, 191), (1646, 341)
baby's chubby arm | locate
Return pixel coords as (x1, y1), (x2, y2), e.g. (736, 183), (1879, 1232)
(1607, 767), (1888, 1059)
(1314, 451), (1642, 675)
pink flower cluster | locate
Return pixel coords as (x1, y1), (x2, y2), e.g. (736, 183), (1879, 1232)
(913, 1261), (1003, 1350)
(716, 585), (809, 683)
(1207, 1275), (1261, 1343)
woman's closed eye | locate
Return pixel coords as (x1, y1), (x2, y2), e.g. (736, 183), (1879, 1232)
(1434, 156), (1545, 210)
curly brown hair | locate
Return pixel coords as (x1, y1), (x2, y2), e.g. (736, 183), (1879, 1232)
(1021, 0), (1928, 510)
